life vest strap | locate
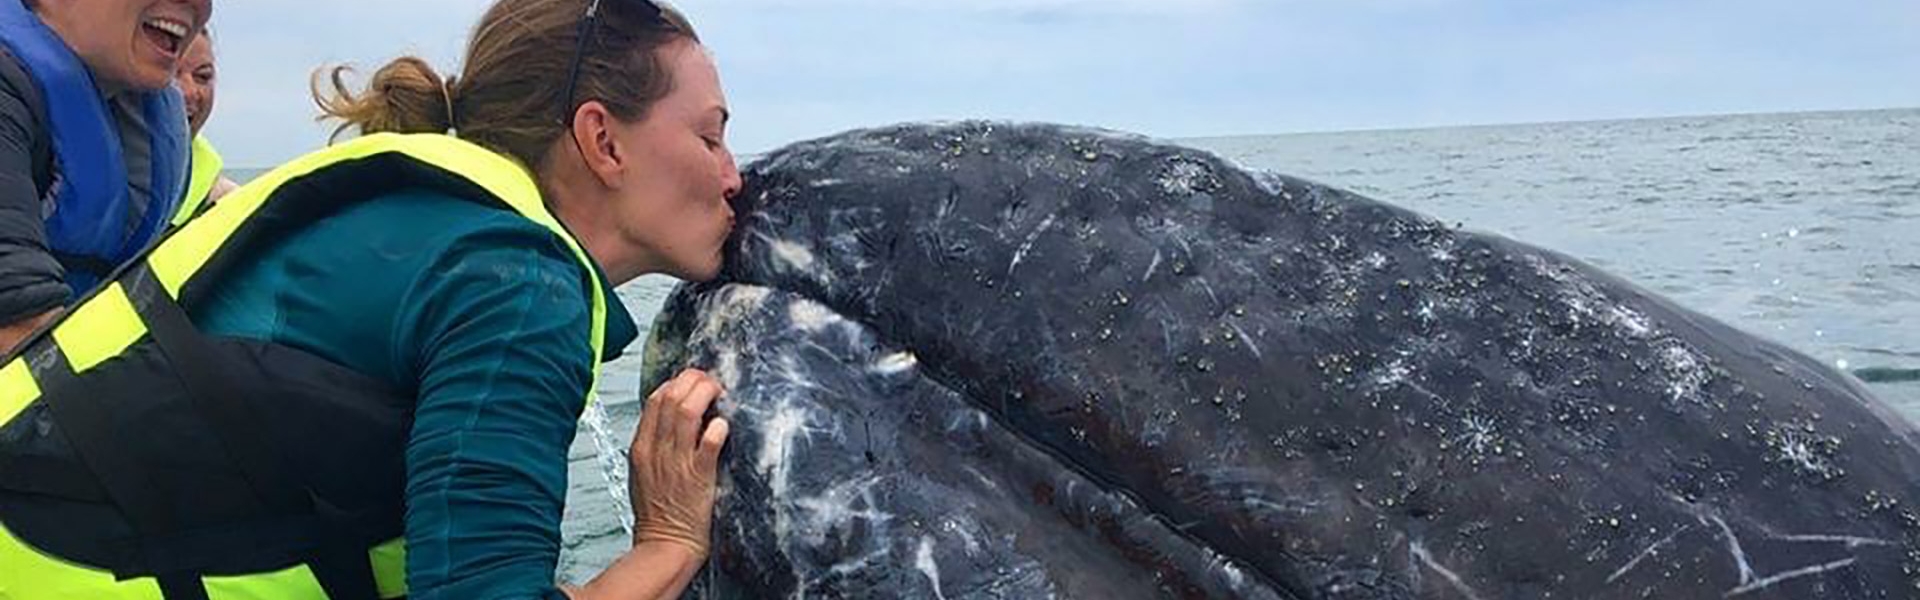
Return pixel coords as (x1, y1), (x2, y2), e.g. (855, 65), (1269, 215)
(132, 264), (384, 600)
(130, 265), (313, 517)
(31, 338), (181, 534)
(312, 542), (383, 600)
(157, 574), (209, 600)
(11, 264), (387, 599)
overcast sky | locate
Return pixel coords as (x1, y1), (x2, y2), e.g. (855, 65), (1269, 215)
(202, 0), (1918, 167)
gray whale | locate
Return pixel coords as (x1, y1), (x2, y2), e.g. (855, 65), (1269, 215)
(640, 122), (1920, 599)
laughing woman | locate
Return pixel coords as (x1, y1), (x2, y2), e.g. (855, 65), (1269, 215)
(0, 0), (212, 353)
(171, 27), (238, 222)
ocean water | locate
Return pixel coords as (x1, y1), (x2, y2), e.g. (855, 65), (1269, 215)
(235, 109), (1920, 583)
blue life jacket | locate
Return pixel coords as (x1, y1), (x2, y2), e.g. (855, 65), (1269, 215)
(0, 0), (188, 298)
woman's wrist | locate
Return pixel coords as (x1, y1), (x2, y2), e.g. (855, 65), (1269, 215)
(632, 523), (709, 555)
(566, 540), (708, 600)
(631, 538), (707, 571)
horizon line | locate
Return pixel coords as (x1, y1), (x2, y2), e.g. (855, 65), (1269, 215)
(224, 105), (1918, 171)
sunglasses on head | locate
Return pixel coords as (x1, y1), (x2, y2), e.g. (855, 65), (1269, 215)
(559, 0), (667, 125)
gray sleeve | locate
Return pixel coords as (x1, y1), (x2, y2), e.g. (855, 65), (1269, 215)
(109, 92), (154, 241)
(0, 52), (71, 323)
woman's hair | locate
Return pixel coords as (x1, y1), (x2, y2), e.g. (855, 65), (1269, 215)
(312, 0), (698, 170)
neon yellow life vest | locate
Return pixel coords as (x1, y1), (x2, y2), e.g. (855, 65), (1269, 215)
(172, 135), (225, 227)
(0, 133), (610, 600)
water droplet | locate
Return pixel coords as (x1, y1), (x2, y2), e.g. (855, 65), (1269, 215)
(1836, 358), (1850, 370)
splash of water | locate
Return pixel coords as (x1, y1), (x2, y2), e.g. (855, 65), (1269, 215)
(581, 400), (636, 538)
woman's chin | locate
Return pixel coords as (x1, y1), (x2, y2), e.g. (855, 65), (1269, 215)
(676, 253), (726, 283)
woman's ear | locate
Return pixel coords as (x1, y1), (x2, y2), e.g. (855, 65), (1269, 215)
(571, 101), (626, 188)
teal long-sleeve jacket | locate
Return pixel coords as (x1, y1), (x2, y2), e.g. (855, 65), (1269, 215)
(191, 188), (639, 599)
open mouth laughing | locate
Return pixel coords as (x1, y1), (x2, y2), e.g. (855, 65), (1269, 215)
(141, 15), (191, 58)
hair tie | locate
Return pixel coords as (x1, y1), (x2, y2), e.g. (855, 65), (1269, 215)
(441, 78), (459, 135)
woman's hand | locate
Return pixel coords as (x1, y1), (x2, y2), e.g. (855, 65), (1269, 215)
(628, 368), (730, 558)
(565, 370), (727, 600)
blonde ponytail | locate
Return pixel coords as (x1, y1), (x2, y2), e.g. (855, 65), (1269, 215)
(311, 56), (458, 142)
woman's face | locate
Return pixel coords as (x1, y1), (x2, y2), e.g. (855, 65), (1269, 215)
(604, 40), (742, 282)
(34, 0), (212, 93)
(174, 33), (215, 135)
